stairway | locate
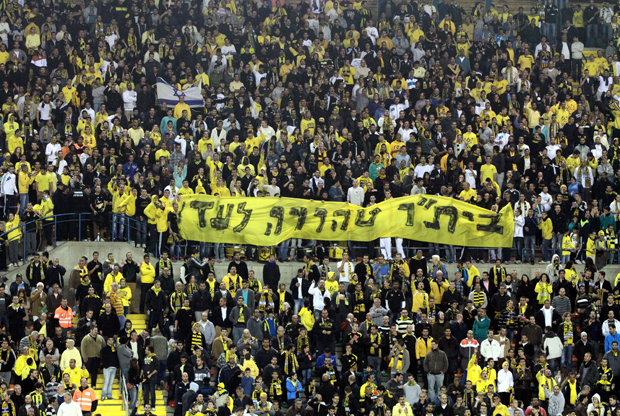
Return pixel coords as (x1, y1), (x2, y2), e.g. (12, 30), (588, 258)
(74, 314), (167, 416)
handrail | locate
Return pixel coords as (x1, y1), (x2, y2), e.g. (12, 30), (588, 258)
(0, 212), (566, 264)
(120, 370), (129, 416)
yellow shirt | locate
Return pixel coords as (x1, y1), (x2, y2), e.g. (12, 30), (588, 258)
(480, 164), (497, 183)
(174, 102), (191, 120)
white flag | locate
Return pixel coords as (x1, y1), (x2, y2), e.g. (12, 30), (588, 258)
(156, 77), (204, 108)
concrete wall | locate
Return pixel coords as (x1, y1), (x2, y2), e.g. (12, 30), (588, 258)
(7, 242), (619, 293)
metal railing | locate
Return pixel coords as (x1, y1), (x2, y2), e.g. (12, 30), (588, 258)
(0, 212), (600, 265)
(119, 370), (129, 416)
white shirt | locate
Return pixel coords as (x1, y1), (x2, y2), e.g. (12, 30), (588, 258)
(347, 186), (364, 206)
(480, 338), (502, 361)
(514, 215), (524, 238)
(497, 369), (514, 393)
(58, 401), (83, 416)
(308, 282), (331, 310)
(82, 107), (96, 121)
(37, 102), (53, 121)
(0, 172), (17, 195)
(337, 261), (354, 283)
(602, 319), (620, 336)
(174, 135), (195, 154)
(599, 76), (613, 93)
(539, 192), (552, 211)
(295, 277), (303, 299)
(542, 306), (553, 327)
(122, 90), (137, 111)
(46, 142), (62, 165)
(495, 133), (510, 151)
(389, 103), (406, 119)
(465, 169), (477, 189)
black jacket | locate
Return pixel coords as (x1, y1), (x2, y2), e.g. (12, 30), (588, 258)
(145, 288), (166, 311)
(289, 277), (311, 300)
(263, 263), (281, 289)
(97, 311), (121, 337)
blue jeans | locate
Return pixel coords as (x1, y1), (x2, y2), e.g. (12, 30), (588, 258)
(143, 376), (156, 407)
(562, 254), (571, 264)
(301, 369), (311, 387)
(112, 213), (125, 240)
(445, 245), (456, 263)
(278, 240), (290, 261)
(548, 358), (559, 374)
(19, 193), (28, 215)
(552, 233), (562, 257)
(129, 384), (138, 411)
(602, 23), (612, 45)
(587, 24), (598, 46)
(545, 22), (557, 43)
(294, 299), (303, 315)
(102, 367), (116, 399)
(136, 219), (147, 245)
(427, 373), (444, 401)
(542, 239), (551, 261)
(561, 345), (573, 371)
(214, 243), (225, 260)
(524, 236), (536, 262)
(513, 237), (523, 261)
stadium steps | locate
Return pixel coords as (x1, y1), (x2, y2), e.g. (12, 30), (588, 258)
(67, 313), (166, 416)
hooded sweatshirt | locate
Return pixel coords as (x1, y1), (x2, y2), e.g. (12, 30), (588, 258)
(543, 331), (564, 359)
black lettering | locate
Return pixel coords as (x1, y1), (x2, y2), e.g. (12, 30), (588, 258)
(265, 206), (284, 236)
(333, 209), (351, 231)
(233, 202), (252, 233)
(290, 207), (308, 230)
(398, 203), (415, 226)
(416, 197), (428, 206)
(462, 211), (475, 221)
(477, 213), (504, 234)
(424, 206), (459, 233)
(355, 208), (382, 227)
(314, 208), (328, 233)
(210, 204), (234, 230)
(189, 200), (215, 228)
(331, 220), (338, 232)
(424, 199), (438, 210)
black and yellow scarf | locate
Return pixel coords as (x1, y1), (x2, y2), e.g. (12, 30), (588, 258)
(370, 333), (382, 357)
(269, 379), (283, 397)
(491, 266), (506, 287)
(297, 335), (309, 351)
(563, 322), (574, 344)
(389, 348), (405, 371)
(353, 291), (366, 314)
(284, 352), (298, 374)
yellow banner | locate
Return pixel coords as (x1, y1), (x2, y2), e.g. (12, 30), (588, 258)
(177, 195), (515, 247)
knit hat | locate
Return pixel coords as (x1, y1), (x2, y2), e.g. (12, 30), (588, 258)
(581, 332), (587, 338)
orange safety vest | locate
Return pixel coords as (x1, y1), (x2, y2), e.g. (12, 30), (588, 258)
(73, 387), (97, 411)
(54, 306), (73, 328)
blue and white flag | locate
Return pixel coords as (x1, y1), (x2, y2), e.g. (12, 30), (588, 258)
(156, 77), (205, 108)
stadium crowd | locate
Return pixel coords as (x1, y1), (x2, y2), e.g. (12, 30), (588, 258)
(0, 1), (620, 416)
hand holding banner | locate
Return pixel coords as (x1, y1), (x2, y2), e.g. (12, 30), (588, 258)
(177, 195), (515, 247)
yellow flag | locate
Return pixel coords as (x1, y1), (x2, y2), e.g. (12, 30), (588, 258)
(178, 195), (514, 247)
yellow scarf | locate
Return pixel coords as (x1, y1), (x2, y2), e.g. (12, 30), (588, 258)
(389, 348), (405, 370)
(284, 352), (298, 374)
(564, 322), (573, 344)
